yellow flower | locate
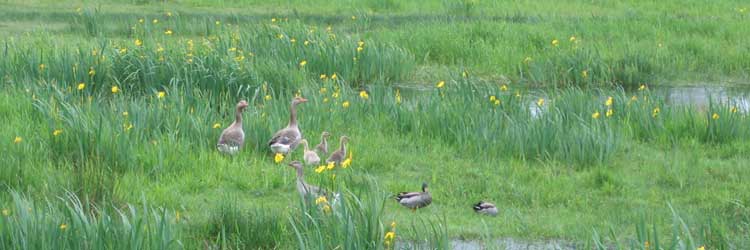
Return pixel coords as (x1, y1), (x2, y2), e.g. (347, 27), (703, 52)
(697, 246), (705, 250)
(156, 91), (166, 99)
(332, 91), (340, 99)
(323, 97), (329, 103)
(358, 41), (365, 47)
(165, 29), (173, 35)
(271, 18), (277, 23)
(730, 106), (737, 113)
(88, 67), (96, 77)
(277, 34), (284, 39)
(319, 88), (328, 95)
(39, 64), (46, 71)
(493, 100), (501, 106)
(631, 95), (638, 101)
(581, 70), (588, 78)
(60, 223), (68, 231)
(500, 84), (508, 91)
(322, 204), (331, 213)
(592, 111), (600, 119)
(606, 109), (614, 117)
(122, 111), (129, 116)
(274, 153), (284, 163)
(342, 154), (352, 168)
(138, 18), (144, 23)
(462, 70), (469, 78)
(523, 56), (532, 64)
(384, 231), (395, 241)
(119, 47), (128, 54)
(290, 38), (297, 43)
(2, 209), (9, 216)
(551, 39), (559, 46)
(326, 25), (333, 32)
(436, 80), (445, 88)
(77, 83), (86, 90)
(166, 12), (172, 17)
(395, 89), (402, 104)
(359, 90), (369, 100)
(53, 129), (63, 136)
(264, 95), (272, 101)
(135, 39), (143, 46)
(315, 165), (326, 173)
(327, 161), (335, 170)
(712, 113), (719, 120)
(111, 86), (120, 94)
(212, 123), (221, 129)
(331, 73), (338, 80)
(357, 46), (364, 52)
(299, 60), (307, 67)
(235, 55), (245, 62)
(489, 96), (496, 102)
(537, 98), (545, 106)
(152, 19), (158, 24)
(124, 123), (134, 131)
(351, 15), (357, 20)
(639, 84), (647, 91)
(605, 96), (613, 106)
(652, 107), (660, 117)
(215, 20), (221, 25)
(342, 101), (350, 108)
(515, 92), (521, 98)
(315, 196), (328, 205)
(13, 136), (22, 144)
(390, 221), (396, 228)
(569, 36), (576, 42)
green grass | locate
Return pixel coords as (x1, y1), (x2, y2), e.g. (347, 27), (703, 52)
(1, 0), (750, 249)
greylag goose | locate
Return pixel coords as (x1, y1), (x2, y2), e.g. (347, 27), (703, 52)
(314, 131), (331, 156)
(396, 182), (432, 211)
(217, 100), (249, 154)
(472, 201), (498, 216)
(288, 161), (340, 201)
(325, 136), (349, 165)
(268, 97), (308, 154)
(300, 139), (321, 166)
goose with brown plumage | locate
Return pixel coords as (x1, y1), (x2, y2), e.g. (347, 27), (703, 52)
(268, 97), (308, 154)
(300, 139), (321, 166)
(288, 161), (340, 201)
(325, 136), (349, 165)
(314, 131), (331, 156)
(217, 100), (249, 154)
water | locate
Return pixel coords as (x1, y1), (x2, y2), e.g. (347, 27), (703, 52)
(451, 238), (577, 250)
(656, 85), (750, 111)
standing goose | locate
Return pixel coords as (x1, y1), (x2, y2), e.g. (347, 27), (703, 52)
(314, 131), (331, 156)
(472, 201), (498, 216)
(287, 161), (339, 201)
(395, 182), (432, 211)
(300, 139), (321, 166)
(268, 97), (308, 154)
(325, 136), (349, 165)
(217, 100), (249, 154)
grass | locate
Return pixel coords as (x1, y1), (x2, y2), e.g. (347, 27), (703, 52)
(1, 0), (750, 249)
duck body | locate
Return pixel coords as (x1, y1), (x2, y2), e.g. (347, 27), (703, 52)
(396, 183), (432, 210)
(472, 201), (498, 216)
(217, 100), (249, 155)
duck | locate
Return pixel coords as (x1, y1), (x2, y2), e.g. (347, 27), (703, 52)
(472, 201), (498, 216)
(395, 182), (432, 211)
(300, 139), (321, 166)
(314, 131), (331, 156)
(217, 100), (249, 154)
(325, 136), (349, 165)
(268, 97), (308, 154)
(287, 161), (339, 201)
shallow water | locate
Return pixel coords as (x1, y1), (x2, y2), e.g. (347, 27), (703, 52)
(450, 238), (577, 250)
(656, 85), (750, 111)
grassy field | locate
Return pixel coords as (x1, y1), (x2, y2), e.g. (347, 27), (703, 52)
(1, 0), (750, 249)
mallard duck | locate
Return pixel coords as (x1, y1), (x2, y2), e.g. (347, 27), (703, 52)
(268, 97), (308, 154)
(314, 131), (331, 156)
(287, 161), (339, 201)
(300, 139), (320, 166)
(472, 201), (498, 216)
(395, 182), (432, 211)
(325, 136), (349, 165)
(217, 100), (249, 154)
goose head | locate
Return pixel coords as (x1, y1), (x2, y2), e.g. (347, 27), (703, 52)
(287, 161), (304, 170)
(292, 97), (308, 106)
(321, 131), (331, 138)
(339, 136), (349, 144)
(236, 100), (249, 111)
(300, 139), (309, 149)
